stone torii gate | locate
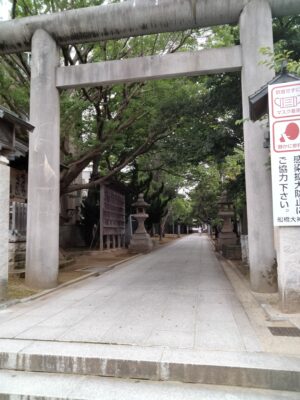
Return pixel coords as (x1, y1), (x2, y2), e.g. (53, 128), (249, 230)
(1, 0), (300, 311)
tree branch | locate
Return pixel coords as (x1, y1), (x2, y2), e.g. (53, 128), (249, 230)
(115, 111), (148, 134)
(113, 82), (144, 121)
(62, 130), (165, 194)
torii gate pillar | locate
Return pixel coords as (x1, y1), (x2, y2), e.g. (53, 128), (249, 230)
(25, 29), (60, 289)
(240, 0), (277, 292)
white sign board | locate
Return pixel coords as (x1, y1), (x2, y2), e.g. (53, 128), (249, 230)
(268, 81), (300, 226)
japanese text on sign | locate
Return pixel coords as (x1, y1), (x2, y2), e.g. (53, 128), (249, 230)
(269, 81), (300, 226)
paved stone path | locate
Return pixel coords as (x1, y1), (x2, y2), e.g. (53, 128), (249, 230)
(0, 235), (261, 352)
(1, 235), (300, 398)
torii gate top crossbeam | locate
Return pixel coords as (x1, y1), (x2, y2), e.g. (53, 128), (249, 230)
(0, 0), (300, 54)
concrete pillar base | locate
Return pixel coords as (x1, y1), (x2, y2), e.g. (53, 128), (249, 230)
(277, 227), (300, 313)
(281, 290), (300, 314)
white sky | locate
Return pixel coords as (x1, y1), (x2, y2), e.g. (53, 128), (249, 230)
(0, 0), (114, 20)
(0, 0), (10, 20)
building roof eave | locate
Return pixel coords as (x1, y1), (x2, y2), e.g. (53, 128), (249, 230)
(0, 106), (34, 132)
(249, 71), (300, 122)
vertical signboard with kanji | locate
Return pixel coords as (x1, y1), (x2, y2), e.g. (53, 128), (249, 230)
(268, 81), (300, 226)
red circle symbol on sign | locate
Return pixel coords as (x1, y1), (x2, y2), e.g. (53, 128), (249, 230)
(285, 122), (299, 140)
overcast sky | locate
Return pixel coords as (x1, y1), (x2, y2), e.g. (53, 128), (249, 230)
(0, 0), (11, 20)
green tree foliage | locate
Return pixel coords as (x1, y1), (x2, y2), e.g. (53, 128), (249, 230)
(188, 164), (221, 225)
(2, 1), (298, 232)
(260, 17), (300, 74)
(119, 159), (182, 235)
(169, 196), (193, 226)
(1, 0), (201, 195)
(273, 16), (300, 61)
(222, 147), (246, 220)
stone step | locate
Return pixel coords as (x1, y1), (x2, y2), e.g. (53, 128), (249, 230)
(9, 269), (25, 274)
(66, 249), (125, 257)
(9, 262), (25, 270)
(1, 339), (300, 393)
(0, 370), (299, 400)
(59, 258), (74, 268)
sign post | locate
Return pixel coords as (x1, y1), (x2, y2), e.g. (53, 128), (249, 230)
(269, 81), (300, 312)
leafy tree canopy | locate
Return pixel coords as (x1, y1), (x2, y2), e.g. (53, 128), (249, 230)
(1, 2), (299, 232)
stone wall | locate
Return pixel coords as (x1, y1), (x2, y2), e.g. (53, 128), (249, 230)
(222, 244), (242, 260)
(9, 225), (84, 273)
(8, 237), (26, 272)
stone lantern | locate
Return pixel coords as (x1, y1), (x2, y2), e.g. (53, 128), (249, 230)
(128, 193), (153, 253)
(216, 191), (237, 253)
(0, 106), (33, 301)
